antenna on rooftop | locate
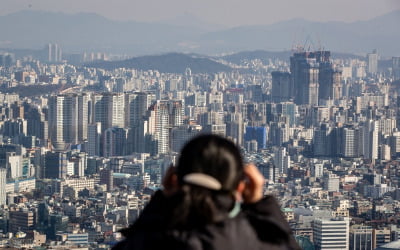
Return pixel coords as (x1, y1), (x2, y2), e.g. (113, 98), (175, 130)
(316, 32), (323, 51)
(291, 28), (305, 53)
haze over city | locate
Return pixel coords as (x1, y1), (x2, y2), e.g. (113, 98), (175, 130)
(2, 0), (400, 27)
(1, 1), (400, 56)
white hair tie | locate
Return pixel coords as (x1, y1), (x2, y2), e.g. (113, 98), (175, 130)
(183, 173), (222, 190)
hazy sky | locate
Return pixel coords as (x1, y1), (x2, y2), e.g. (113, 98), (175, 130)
(2, 0), (400, 27)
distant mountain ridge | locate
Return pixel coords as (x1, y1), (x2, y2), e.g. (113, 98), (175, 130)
(199, 10), (400, 56)
(88, 53), (232, 73)
(86, 49), (370, 73)
(0, 10), (399, 56)
(0, 10), (200, 54)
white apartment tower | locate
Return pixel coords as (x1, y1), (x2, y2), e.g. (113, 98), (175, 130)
(0, 168), (6, 205)
(92, 93), (125, 133)
(313, 217), (350, 250)
(273, 147), (290, 174)
(125, 92), (155, 128)
(48, 93), (88, 150)
(340, 127), (359, 158)
(6, 152), (22, 179)
(46, 43), (62, 62)
(361, 120), (379, 160)
(125, 92), (156, 153)
(312, 163), (324, 178)
(324, 173), (340, 192)
(146, 100), (184, 155)
(367, 50), (378, 75)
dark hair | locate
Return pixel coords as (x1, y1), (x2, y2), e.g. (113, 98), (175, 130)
(171, 134), (244, 229)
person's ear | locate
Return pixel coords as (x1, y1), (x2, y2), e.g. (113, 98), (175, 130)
(236, 181), (246, 200)
(236, 181), (246, 195)
(163, 166), (179, 196)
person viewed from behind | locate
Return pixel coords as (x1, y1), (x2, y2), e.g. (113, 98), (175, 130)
(113, 134), (300, 250)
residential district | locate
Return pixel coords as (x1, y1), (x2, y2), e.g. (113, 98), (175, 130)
(0, 45), (400, 249)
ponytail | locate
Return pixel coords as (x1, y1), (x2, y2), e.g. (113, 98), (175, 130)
(169, 134), (244, 230)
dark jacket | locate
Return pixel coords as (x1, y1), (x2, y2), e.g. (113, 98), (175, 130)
(113, 190), (300, 250)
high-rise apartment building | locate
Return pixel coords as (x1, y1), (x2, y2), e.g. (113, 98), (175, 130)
(146, 100), (184, 155)
(46, 43), (62, 62)
(273, 147), (290, 174)
(318, 52), (342, 101)
(125, 92), (155, 128)
(0, 53), (14, 68)
(92, 93), (125, 133)
(100, 169), (113, 191)
(48, 94), (88, 150)
(276, 102), (297, 126)
(361, 120), (379, 160)
(9, 208), (36, 233)
(313, 217), (350, 250)
(331, 70), (343, 101)
(225, 112), (244, 146)
(311, 106), (329, 127)
(171, 124), (202, 153)
(313, 123), (332, 157)
(318, 66), (342, 101)
(44, 151), (68, 179)
(6, 152), (22, 179)
(269, 121), (290, 146)
(367, 50), (378, 75)
(290, 52), (320, 106)
(245, 126), (267, 150)
(202, 124), (226, 137)
(87, 123), (101, 156)
(3, 118), (27, 138)
(125, 92), (155, 153)
(271, 71), (294, 102)
(198, 111), (224, 127)
(393, 57), (400, 81)
(389, 131), (400, 157)
(291, 51), (342, 106)
(373, 228), (391, 249)
(336, 126), (359, 158)
(311, 163), (324, 178)
(0, 168), (6, 206)
(350, 225), (373, 250)
(103, 127), (129, 157)
(324, 173), (340, 192)
(25, 106), (48, 142)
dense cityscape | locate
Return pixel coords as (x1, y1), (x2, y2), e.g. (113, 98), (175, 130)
(0, 42), (400, 250)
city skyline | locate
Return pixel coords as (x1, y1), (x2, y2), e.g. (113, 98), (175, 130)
(1, 1), (400, 248)
(1, 39), (400, 247)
